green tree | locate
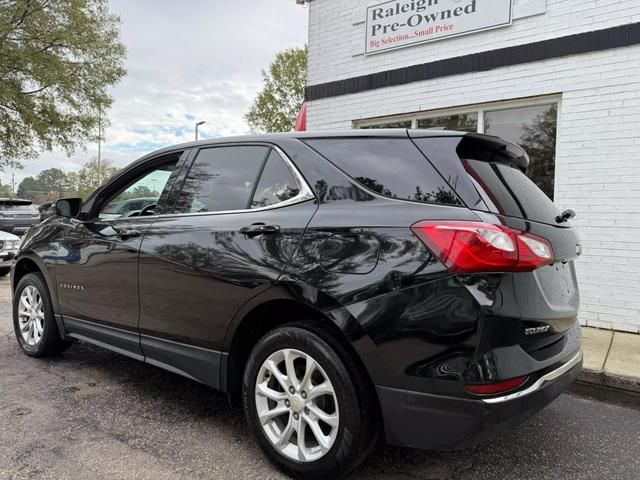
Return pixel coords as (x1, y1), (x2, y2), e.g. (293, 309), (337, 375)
(0, 179), (11, 197)
(17, 167), (73, 202)
(73, 157), (119, 197)
(15, 158), (121, 202)
(65, 171), (79, 195)
(520, 105), (557, 199)
(245, 45), (307, 133)
(16, 175), (43, 200)
(0, 0), (126, 164)
(36, 167), (67, 196)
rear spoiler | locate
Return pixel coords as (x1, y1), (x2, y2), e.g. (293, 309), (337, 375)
(457, 133), (530, 172)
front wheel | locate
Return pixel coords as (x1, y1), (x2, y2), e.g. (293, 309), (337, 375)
(243, 325), (378, 479)
(13, 273), (71, 357)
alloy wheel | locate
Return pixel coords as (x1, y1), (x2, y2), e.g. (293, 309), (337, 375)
(254, 348), (340, 462)
(17, 285), (45, 346)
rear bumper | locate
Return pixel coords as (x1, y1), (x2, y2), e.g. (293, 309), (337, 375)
(377, 350), (582, 450)
(0, 217), (39, 233)
(0, 223), (36, 234)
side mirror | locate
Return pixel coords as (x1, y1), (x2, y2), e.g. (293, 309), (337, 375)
(54, 198), (83, 218)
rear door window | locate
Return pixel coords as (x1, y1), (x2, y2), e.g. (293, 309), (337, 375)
(304, 138), (462, 206)
(175, 146), (270, 213)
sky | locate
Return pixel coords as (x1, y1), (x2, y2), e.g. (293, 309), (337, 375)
(4, 0), (308, 187)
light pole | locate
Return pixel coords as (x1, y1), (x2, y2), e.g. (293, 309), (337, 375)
(97, 104), (102, 186)
(195, 120), (206, 141)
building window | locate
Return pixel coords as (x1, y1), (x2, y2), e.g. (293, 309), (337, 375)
(354, 97), (559, 199)
(484, 104), (557, 199)
(417, 113), (478, 132)
(360, 120), (412, 129)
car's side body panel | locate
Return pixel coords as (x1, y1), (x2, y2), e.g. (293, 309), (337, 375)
(134, 200), (318, 387)
(54, 217), (155, 332)
(137, 200), (318, 350)
(13, 219), (73, 314)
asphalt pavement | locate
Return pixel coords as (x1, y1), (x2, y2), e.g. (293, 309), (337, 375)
(1, 276), (640, 480)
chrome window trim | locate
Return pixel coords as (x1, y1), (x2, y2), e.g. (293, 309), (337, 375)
(480, 350), (583, 404)
(102, 144), (315, 222)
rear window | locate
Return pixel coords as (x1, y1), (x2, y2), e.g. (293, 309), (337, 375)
(304, 138), (462, 206)
(413, 135), (562, 226)
(462, 159), (561, 224)
(0, 201), (36, 212)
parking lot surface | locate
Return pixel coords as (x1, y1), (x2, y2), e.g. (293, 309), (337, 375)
(1, 276), (640, 480)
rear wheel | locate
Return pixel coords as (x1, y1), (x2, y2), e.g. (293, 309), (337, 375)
(13, 273), (71, 357)
(243, 325), (378, 479)
(0, 267), (10, 277)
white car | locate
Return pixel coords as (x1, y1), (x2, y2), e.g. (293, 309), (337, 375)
(0, 230), (21, 277)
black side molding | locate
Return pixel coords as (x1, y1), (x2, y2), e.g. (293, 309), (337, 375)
(141, 334), (225, 390)
(63, 316), (225, 389)
(64, 316), (145, 361)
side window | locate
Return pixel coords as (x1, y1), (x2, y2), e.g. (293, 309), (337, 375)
(251, 150), (300, 208)
(99, 162), (177, 220)
(304, 138), (462, 206)
(175, 146), (269, 213)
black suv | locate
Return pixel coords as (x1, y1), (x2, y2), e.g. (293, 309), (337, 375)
(11, 131), (582, 479)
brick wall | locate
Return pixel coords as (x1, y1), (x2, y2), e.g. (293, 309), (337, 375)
(306, 0), (640, 332)
(308, 0), (640, 85)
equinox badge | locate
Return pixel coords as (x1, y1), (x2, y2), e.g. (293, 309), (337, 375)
(524, 325), (551, 336)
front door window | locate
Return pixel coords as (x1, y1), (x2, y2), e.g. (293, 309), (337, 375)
(99, 163), (176, 219)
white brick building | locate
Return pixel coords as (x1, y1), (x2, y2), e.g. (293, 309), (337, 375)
(300, 0), (640, 333)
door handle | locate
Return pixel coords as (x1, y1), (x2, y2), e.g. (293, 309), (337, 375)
(239, 223), (280, 237)
(116, 228), (141, 239)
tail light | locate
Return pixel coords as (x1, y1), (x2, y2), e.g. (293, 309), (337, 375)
(411, 220), (554, 274)
(465, 376), (528, 395)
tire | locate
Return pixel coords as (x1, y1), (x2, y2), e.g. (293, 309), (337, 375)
(243, 324), (379, 480)
(13, 272), (72, 357)
(0, 267), (10, 277)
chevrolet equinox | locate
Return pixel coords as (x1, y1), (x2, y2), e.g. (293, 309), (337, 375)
(12, 130), (583, 479)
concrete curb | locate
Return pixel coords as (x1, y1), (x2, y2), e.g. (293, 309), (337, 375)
(578, 368), (640, 395)
(580, 327), (640, 395)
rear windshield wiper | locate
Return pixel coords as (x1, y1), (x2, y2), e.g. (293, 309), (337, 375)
(555, 209), (576, 224)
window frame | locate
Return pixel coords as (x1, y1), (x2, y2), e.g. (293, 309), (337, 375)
(166, 142), (315, 218)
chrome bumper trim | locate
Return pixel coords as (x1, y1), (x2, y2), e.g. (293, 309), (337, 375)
(481, 350), (583, 404)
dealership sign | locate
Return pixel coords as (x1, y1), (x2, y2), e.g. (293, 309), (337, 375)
(365, 0), (513, 54)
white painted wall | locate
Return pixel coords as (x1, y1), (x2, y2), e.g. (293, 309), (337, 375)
(306, 0), (640, 332)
